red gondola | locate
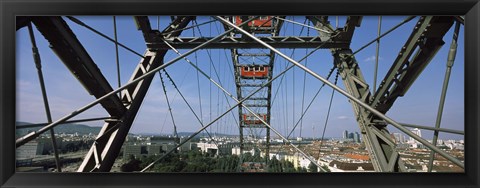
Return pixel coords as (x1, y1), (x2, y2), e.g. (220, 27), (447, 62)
(243, 114), (267, 125)
(239, 65), (269, 79)
(235, 16), (273, 27)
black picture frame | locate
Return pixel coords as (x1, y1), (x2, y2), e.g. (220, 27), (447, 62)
(1, 0), (479, 187)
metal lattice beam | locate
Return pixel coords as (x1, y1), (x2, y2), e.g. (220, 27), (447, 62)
(309, 16), (406, 172)
(148, 36), (349, 49)
(370, 16), (454, 113)
(322, 16), (454, 172)
(77, 16), (193, 172)
(230, 16), (278, 169)
(332, 48), (406, 172)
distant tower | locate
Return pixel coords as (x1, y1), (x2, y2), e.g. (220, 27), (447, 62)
(409, 128), (422, 143)
(348, 132), (354, 140)
(342, 130), (349, 139)
(354, 132), (361, 143)
(393, 133), (404, 144)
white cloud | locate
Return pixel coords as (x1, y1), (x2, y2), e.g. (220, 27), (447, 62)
(17, 80), (32, 88)
(337, 115), (349, 120)
(364, 55), (383, 62)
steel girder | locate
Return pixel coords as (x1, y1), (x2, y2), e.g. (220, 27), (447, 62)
(370, 16), (454, 113)
(237, 50), (275, 167)
(31, 17), (126, 117)
(230, 17), (282, 167)
(307, 16), (361, 43)
(310, 16), (454, 172)
(77, 16), (193, 172)
(147, 36), (350, 49)
(232, 48), (275, 166)
(309, 16), (405, 171)
(333, 49), (406, 172)
(218, 15), (465, 172)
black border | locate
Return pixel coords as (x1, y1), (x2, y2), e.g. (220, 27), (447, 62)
(1, 0), (479, 188)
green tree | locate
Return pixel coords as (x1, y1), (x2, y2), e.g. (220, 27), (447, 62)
(283, 160), (296, 172)
(268, 157), (281, 172)
(120, 158), (142, 172)
(173, 160), (187, 171)
(322, 165), (331, 172)
(182, 163), (200, 172)
(139, 155), (157, 169)
(308, 162), (318, 172)
(297, 167), (308, 172)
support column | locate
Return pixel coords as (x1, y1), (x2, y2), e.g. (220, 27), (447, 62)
(78, 16), (193, 172)
(332, 49), (405, 172)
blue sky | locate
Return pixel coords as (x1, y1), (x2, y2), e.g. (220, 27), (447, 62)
(16, 16), (465, 141)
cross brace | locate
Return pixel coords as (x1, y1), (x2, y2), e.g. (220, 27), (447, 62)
(231, 26), (276, 166)
(370, 16), (454, 113)
(148, 36), (349, 49)
(78, 16), (193, 172)
(308, 16), (406, 171)
(333, 49), (406, 172)
(326, 16), (453, 172)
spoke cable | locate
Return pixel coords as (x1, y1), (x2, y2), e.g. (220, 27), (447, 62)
(158, 33), (334, 172)
(194, 19), (240, 127)
(162, 69), (222, 149)
(299, 19), (310, 138)
(66, 16), (144, 58)
(160, 19), (217, 36)
(350, 16), (416, 57)
(277, 66), (336, 161)
(193, 23), (204, 124)
(113, 16), (121, 90)
(27, 22), (62, 172)
(15, 16), (259, 147)
(317, 70), (340, 160)
(158, 71), (179, 147)
(372, 16), (382, 93)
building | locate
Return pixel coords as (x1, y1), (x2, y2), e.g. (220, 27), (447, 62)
(409, 128), (422, 143)
(269, 152), (315, 170)
(393, 133), (405, 144)
(37, 137), (64, 155)
(147, 145), (163, 156)
(124, 143), (173, 159)
(353, 132), (361, 143)
(342, 130), (349, 139)
(446, 143), (464, 150)
(267, 152), (287, 160)
(178, 137), (192, 152)
(342, 130), (361, 143)
(328, 160), (374, 172)
(16, 167), (44, 172)
(217, 142), (241, 155)
(232, 146), (259, 156)
(149, 136), (177, 145)
(16, 141), (44, 159)
(123, 145), (142, 159)
(197, 142), (219, 155)
(344, 153), (370, 162)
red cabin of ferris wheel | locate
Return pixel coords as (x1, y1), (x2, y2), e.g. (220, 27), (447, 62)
(234, 16), (273, 27)
(243, 114), (267, 125)
(239, 65), (269, 79)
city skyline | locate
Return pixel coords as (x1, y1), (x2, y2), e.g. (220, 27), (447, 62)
(16, 127), (464, 173)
